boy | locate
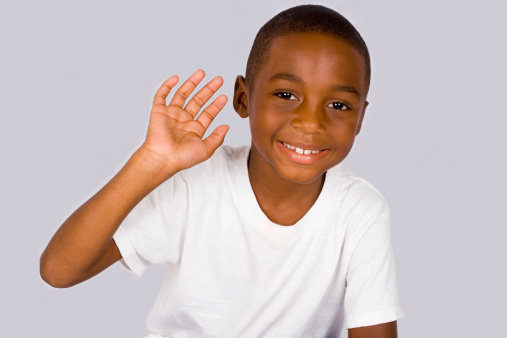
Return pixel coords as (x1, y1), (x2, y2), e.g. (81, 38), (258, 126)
(40, 4), (404, 337)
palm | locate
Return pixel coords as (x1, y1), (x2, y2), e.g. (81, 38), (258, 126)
(142, 70), (229, 173)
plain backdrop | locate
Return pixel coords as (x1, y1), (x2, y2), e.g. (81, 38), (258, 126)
(1, 0), (506, 337)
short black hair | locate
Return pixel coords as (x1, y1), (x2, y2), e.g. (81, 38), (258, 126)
(245, 4), (371, 93)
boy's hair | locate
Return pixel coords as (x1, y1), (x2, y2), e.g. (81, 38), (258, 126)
(245, 4), (371, 93)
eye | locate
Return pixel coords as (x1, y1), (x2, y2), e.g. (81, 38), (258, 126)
(327, 102), (350, 111)
(275, 92), (297, 100)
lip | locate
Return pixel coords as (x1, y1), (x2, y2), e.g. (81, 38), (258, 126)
(279, 140), (326, 152)
(277, 141), (329, 165)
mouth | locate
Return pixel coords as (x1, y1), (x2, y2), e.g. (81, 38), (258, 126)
(281, 142), (323, 155)
(277, 141), (329, 164)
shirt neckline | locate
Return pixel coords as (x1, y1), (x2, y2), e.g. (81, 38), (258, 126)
(231, 145), (339, 244)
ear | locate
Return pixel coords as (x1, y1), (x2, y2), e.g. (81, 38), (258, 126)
(355, 101), (368, 135)
(233, 75), (249, 118)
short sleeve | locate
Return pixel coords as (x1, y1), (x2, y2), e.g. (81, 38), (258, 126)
(344, 200), (405, 328)
(113, 172), (188, 278)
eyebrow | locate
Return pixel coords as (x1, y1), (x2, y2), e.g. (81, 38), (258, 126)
(268, 72), (360, 97)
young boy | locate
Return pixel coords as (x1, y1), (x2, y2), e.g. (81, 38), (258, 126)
(40, 4), (404, 337)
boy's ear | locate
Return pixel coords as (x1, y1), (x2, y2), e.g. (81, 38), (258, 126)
(355, 101), (368, 135)
(233, 75), (249, 118)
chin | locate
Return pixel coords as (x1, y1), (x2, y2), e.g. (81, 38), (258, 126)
(276, 166), (327, 185)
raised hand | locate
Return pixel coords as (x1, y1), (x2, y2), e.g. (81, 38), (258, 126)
(140, 69), (229, 175)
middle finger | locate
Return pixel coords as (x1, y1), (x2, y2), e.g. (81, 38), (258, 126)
(168, 69), (206, 108)
(183, 76), (224, 118)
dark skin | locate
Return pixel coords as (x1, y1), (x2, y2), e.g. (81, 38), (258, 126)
(348, 321), (398, 338)
(234, 32), (368, 226)
(234, 32), (397, 337)
(41, 31), (397, 336)
(40, 70), (230, 287)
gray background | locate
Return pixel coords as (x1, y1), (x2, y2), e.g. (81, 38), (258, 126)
(1, 0), (506, 336)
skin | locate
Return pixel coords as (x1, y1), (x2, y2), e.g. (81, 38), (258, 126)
(40, 32), (397, 337)
(234, 32), (397, 337)
(234, 32), (368, 226)
(349, 321), (398, 338)
(40, 70), (230, 287)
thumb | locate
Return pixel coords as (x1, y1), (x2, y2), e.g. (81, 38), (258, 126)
(203, 125), (229, 156)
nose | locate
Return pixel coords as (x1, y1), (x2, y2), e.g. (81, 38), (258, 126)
(290, 103), (325, 134)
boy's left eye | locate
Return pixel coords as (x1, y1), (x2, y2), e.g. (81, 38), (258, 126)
(275, 92), (350, 111)
(328, 102), (349, 111)
(275, 92), (297, 100)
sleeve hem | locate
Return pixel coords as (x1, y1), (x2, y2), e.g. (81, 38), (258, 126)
(345, 304), (406, 329)
(112, 227), (148, 278)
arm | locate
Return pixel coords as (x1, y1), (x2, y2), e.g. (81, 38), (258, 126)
(39, 148), (173, 288)
(348, 321), (397, 338)
(344, 197), (405, 331)
(40, 69), (229, 288)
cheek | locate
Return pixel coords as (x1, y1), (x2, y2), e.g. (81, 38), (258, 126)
(329, 120), (360, 146)
(250, 107), (286, 132)
(330, 118), (358, 134)
(248, 112), (273, 145)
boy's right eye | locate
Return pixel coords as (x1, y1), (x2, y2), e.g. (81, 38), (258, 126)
(275, 92), (297, 100)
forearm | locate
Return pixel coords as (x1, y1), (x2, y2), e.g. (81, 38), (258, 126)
(40, 147), (175, 287)
(348, 321), (398, 338)
(41, 70), (228, 287)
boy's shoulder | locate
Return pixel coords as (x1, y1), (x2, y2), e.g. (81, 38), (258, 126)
(175, 145), (247, 182)
(326, 164), (390, 214)
(177, 145), (389, 212)
(198, 145), (387, 200)
(188, 144), (247, 167)
(211, 144), (249, 161)
(328, 164), (383, 192)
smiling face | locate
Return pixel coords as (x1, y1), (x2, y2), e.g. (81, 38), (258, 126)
(234, 32), (369, 185)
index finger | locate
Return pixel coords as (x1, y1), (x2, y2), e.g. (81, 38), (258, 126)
(153, 75), (179, 106)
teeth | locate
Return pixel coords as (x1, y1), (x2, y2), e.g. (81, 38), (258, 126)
(283, 142), (296, 150)
(282, 142), (321, 155)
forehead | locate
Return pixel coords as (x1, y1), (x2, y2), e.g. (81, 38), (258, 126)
(256, 32), (368, 97)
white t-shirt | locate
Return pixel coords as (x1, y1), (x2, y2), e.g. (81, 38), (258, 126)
(113, 145), (405, 337)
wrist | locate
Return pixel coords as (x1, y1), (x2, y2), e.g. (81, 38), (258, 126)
(127, 147), (179, 189)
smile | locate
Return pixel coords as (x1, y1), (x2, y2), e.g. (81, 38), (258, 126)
(282, 142), (322, 154)
(277, 141), (328, 165)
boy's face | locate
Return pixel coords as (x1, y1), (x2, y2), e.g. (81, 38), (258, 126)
(234, 32), (369, 185)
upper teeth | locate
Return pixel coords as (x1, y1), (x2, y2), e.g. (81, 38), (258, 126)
(283, 142), (321, 155)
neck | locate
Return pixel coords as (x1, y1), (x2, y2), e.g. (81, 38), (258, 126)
(247, 147), (325, 225)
